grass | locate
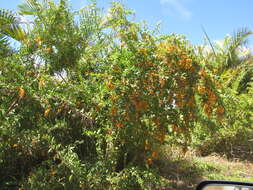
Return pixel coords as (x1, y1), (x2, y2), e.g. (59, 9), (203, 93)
(154, 146), (253, 190)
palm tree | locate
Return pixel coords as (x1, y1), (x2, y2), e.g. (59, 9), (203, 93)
(222, 28), (253, 93)
(235, 55), (253, 94)
(0, 8), (26, 56)
(222, 28), (252, 70)
(202, 28), (253, 94)
(17, 0), (49, 16)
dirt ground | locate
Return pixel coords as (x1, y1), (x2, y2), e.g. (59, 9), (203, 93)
(156, 149), (253, 190)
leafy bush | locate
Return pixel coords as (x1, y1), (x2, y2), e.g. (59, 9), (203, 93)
(3, 0), (249, 190)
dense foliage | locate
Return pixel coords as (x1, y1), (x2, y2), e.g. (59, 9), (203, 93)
(0, 0), (252, 189)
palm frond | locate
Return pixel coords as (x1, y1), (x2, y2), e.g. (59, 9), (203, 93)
(0, 33), (10, 46)
(225, 27), (253, 68)
(18, 0), (41, 15)
(201, 25), (216, 57)
(0, 33), (12, 57)
(237, 57), (253, 94)
(230, 28), (252, 50)
(0, 9), (26, 41)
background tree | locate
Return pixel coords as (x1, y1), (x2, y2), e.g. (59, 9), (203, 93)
(192, 28), (253, 158)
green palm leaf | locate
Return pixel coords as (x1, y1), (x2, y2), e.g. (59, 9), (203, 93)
(237, 57), (253, 94)
(18, 0), (41, 15)
(225, 28), (253, 69)
(0, 8), (26, 41)
(0, 33), (12, 57)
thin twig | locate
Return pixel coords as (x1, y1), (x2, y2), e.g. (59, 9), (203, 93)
(6, 98), (20, 115)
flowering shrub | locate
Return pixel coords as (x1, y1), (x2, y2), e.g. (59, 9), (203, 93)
(0, 1), (226, 189)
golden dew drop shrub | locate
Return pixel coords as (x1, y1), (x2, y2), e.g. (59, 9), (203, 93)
(0, 1), (226, 189)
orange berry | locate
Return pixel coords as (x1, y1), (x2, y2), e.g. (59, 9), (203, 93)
(106, 81), (115, 90)
(188, 97), (195, 107)
(152, 151), (158, 159)
(144, 140), (150, 150)
(198, 69), (206, 77)
(138, 48), (147, 54)
(95, 104), (101, 111)
(18, 87), (25, 98)
(36, 38), (42, 48)
(217, 105), (225, 115)
(156, 133), (165, 143)
(204, 104), (212, 117)
(110, 106), (117, 116)
(44, 47), (52, 53)
(116, 122), (124, 128)
(44, 108), (51, 117)
(197, 87), (206, 94)
(146, 158), (153, 165)
(185, 58), (192, 63)
(131, 33), (138, 41)
(76, 101), (81, 106)
(159, 78), (165, 87)
(176, 100), (184, 108)
(38, 78), (45, 89)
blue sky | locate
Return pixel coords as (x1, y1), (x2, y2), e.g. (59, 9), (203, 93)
(2, 0), (253, 46)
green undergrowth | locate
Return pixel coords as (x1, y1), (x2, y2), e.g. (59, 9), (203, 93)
(155, 146), (253, 190)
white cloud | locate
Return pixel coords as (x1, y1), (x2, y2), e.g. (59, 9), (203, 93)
(160, 0), (192, 20)
(214, 39), (225, 49)
(249, 45), (253, 55)
(237, 46), (252, 57)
